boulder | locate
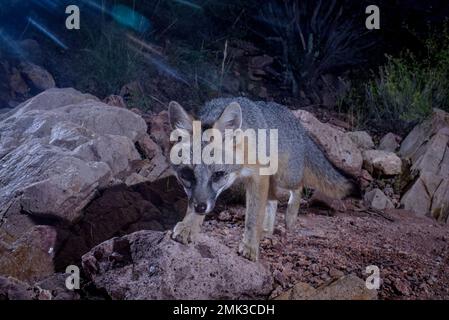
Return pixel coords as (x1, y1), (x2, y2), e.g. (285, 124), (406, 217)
(82, 230), (273, 300)
(379, 132), (401, 152)
(400, 171), (440, 217)
(431, 179), (449, 222)
(399, 109), (449, 159)
(0, 88), (147, 223)
(1, 87), (98, 120)
(275, 274), (377, 300)
(362, 150), (402, 175)
(399, 109), (449, 221)
(293, 110), (363, 177)
(0, 88), (166, 281)
(364, 188), (394, 210)
(347, 131), (375, 150)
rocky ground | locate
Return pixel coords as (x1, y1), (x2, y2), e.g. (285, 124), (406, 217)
(203, 204), (449, 300)
(1, 87), (449, 300)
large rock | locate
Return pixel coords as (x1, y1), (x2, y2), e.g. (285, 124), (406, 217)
(362, 150), (402, 176)
(0, 87), (98, 121)
(399, 109), (449, 221)
(0, 88), (166, 282)
(293, 110), (363, 177)
(275, 274), (377, 300)
(431, 179), (449, 222)
(0, 88), (147, 223)
(82, 230), (274, 300)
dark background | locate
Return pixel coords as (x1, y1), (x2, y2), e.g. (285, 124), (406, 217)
(1, 0), (448, 133)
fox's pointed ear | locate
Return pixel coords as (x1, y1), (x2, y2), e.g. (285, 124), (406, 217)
(214, 102), (242, 133)
(168, 101), (193, 132)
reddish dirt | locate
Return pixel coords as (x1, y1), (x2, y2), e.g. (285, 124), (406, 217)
(202, 204), (449, 300)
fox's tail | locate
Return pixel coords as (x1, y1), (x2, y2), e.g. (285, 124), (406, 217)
(303, 136), (359, 199)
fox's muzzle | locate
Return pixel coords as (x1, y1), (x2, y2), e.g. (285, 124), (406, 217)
(191, 199), (215, 215)
(194, 202), (207, 214)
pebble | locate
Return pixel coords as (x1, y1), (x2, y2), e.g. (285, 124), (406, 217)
(329, 267), (345, 279)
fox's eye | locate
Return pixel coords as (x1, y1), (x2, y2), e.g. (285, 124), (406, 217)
(180, 168), (195, 182)
(211, 171), (226, 182)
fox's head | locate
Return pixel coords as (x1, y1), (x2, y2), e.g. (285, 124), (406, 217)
(168, 101), (245, 215)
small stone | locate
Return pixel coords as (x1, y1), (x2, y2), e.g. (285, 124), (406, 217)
(393, 279), (410, 296)
(362, 150), (402, 175)
(218, 211), (232, 222)
(379, 132), (402, 152)
(347, 131), (375, 150)
(19, 62), (55, 91)
(329, 268), (345, 279)
(364, 188), (394, 210)
(273, 270), (287, 286)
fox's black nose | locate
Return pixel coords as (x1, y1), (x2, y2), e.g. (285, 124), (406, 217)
(194, 203), (207, 214)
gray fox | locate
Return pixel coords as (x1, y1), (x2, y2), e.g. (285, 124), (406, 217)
(168, 97), (357, 261)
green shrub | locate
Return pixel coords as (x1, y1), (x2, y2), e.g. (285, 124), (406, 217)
(365, 55), (446, 129)
(341, 26), (449, 134)
(259, 0), (371, 102)
(75, 24), (144, 98)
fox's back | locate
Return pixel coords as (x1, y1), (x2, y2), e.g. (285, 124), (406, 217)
(201, 96), (306, 140)
(199, 97), (307, 188)
(199, 97), (306, 137)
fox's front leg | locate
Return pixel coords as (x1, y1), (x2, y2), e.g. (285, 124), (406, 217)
(239, 174), (269, 261)
(172, 207), (205, 244)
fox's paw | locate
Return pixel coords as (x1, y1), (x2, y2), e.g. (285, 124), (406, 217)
(262, 218), (275, 238)
(172, 222), (198, 244)
(285, 214), (297, 231)
(238, 241), (259, 262)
